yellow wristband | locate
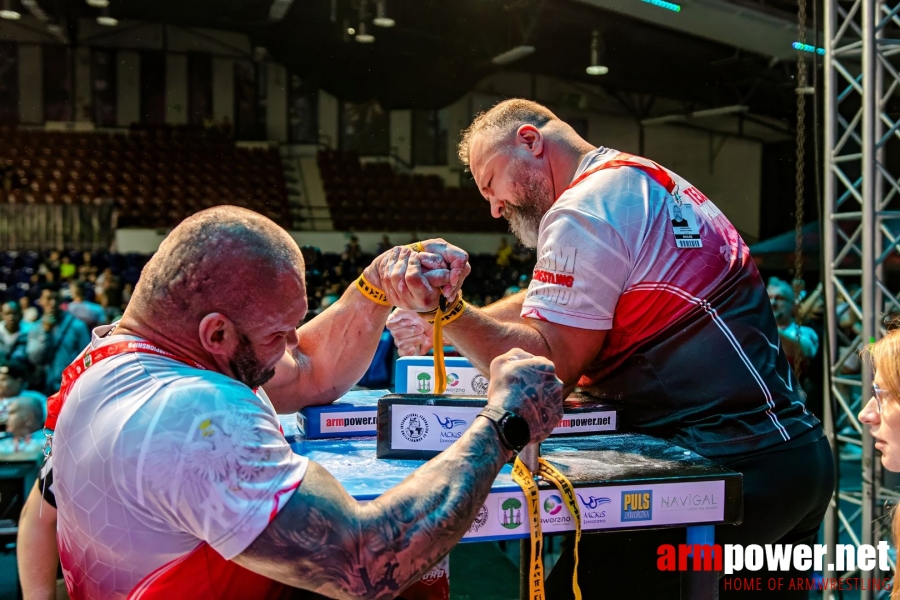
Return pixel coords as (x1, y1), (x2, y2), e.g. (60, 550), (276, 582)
(407, 241), (425, 253)
(426, 295), (467, 325)
(356, 274), (391, 306)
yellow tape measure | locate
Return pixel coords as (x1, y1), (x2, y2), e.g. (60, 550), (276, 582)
(428, 285), (579, 597)
(512, 457), (582, 600)
(432, 296), (448, 394)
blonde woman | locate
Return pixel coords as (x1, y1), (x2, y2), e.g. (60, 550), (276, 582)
(858, 327), (900, 597)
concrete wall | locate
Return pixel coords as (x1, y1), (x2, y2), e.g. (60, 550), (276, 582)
(211, 57), (234, 123)
(17, 45), (42, 124)
(165, 53), (188, 125)
(318, 90), (339, 149)
(116, 50), (140, 127)
(116, 229), (516, 255)
(390, 109), (412, 164)
(74, 46), (92, 122)
(266, 62), (287, 142)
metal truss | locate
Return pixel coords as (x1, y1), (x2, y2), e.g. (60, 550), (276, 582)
(824, 0), (900, 595)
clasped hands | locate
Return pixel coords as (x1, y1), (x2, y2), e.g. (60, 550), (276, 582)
(363, 239), (471, 313)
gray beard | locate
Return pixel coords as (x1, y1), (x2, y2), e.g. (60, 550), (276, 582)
(506, 209), (541, 249)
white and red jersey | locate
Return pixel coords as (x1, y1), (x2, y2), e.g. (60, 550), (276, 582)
(52, 325), (307, 600)
(522, 148), (820, 457)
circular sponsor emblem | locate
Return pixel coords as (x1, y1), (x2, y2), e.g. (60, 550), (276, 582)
(544, 495), (563, 515)
(471, 374), (489, 395)
(400, 413), (428, 442)
(468, 503), (489, 533)
(447, 372), (459, 387)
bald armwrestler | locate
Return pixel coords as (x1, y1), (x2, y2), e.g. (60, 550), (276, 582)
(23, 206), (563, 600)
(387, 99), (834, 599)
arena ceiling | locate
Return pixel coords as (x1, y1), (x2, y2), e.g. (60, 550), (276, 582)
(34, 0), (817, 127)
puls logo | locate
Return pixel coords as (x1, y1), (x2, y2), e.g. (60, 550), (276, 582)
(577, 494), (611, 510)
(622, 490), (653, 522)
(543, 495), (563, 515)
(468, 504), (489, 533)
(447, 372), (460, 387)
(433, 414), (467, 430)
(416, 372), (432, 393)
(471, 374), (489, 395)
(400, 413), (429, 442)
(499, 497), (524, 530)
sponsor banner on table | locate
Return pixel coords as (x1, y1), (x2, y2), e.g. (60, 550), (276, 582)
(462, 479), (725, 541)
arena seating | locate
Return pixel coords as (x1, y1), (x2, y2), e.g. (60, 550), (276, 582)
(0, 126), (289, 229)
(317, 150), (507, 233)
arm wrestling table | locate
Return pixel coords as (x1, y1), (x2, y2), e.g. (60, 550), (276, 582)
(289, 433), (743, 600)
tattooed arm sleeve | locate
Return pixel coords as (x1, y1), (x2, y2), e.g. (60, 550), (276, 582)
(234, 351), (564, 600)
(233, 419), (511, 599)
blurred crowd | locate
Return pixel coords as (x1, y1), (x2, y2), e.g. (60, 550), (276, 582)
(301, 236), (536, 320)
(0, 250), (147, 449)
(0, 240), (535, 447)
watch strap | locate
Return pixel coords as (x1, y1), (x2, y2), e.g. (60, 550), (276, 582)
(478, 405), (521, 452)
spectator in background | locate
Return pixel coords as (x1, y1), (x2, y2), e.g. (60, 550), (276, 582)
(59, 256), (76, 281)
(767, 277), (819, 375)
(0, 395), (45, 454)
(496, 238), (512, 267)
(19, 296), (39, 324)
(0, 357), (46, 426)
(1, 301), (29, 362)
(27, 285), (91, 395)
(67, 281), (107, 330)
(78, 251), (97, 280)
(121, 282), (134, 308)
(505, 273), (529, 298)
(376, 234), (392, 255)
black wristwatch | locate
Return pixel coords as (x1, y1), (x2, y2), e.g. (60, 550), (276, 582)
(478, 405), (531, 453)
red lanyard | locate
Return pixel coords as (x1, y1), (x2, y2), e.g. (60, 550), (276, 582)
(44, 339), (205, 431)
(559, 152), (678, 201)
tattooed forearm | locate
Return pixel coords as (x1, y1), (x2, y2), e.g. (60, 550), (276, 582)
(234, 420), (512, 600)
(235, 350), (562, 599)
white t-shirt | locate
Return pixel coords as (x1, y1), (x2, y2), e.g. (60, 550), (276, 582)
(521, 148), (821, 457)
(53, 325), (308, 599)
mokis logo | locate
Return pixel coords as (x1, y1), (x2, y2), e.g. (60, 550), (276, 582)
(622, 490), (652, 521)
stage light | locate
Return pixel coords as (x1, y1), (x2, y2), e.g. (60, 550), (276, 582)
(586, 30), (608, 76)
(373, 0), (394, 27)
(792, 41), (825, 55)
(492, 46), (535, 66)
(0, 0), (21, 20)
(355, 22), (374, 43)
(642, 0), (682, 12)
(86, 0), (109, 7)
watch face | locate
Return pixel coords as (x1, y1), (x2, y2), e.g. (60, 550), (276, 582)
(503, 414), (531, 450)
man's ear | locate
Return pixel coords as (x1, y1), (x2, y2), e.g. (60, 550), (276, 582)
(198, 313), (237, 357)
(516, 124), (544, 158)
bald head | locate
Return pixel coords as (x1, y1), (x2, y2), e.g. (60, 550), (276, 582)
(132, 206), (305, 329)
(458, 99), (560, 167)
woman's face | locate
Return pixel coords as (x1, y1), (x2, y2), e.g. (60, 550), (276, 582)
(859, 371), (900, 471)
